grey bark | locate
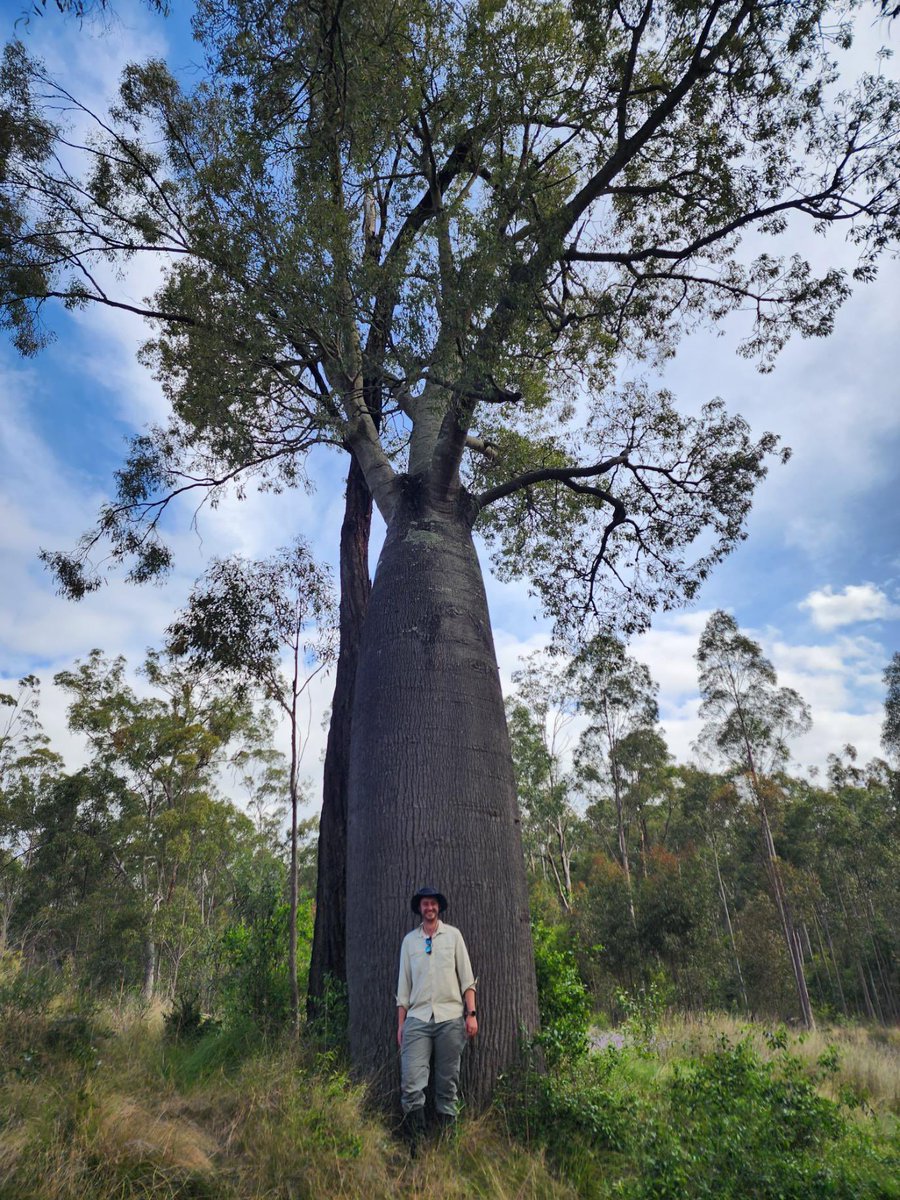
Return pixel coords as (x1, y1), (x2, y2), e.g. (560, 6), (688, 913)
(308, 455), (372, 1016)
(345, 482), (539, 1111)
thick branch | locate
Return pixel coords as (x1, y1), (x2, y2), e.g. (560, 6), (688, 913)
(477, 454), (628, 508)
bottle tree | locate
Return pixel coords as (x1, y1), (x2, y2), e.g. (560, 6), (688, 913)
(4, 0), (900, 1103)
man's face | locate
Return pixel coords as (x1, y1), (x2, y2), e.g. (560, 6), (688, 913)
(419, 896), (440, 923)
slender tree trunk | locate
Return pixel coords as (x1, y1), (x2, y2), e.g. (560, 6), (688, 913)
(288, 715), (300, 1036)
(756, 797), (815, 1029)
(710, 835), (749, 1013)
(610, 754), (636, 929)
(142, 938), (156, 1002)
(820, 904), (849, 1016)
(546, 834), (571, 913)
(857, 959), (878, 1020)
(557, 816), (573, 901)
(308, 455), (372, 1017)
(345, 485), (539, 1111)
(738, 736), (815, 1031)
(812, 906), (842, 1015)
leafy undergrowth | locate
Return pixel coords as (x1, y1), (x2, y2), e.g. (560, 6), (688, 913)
(504, 1020), (900, 1200)
(1, 988), (897, 1199)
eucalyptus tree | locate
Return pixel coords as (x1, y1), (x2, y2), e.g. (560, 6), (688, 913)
(883, 652), (900, 765)
(507, 651), (581, 909)
(781, 754), (898, 1022)
(0, 676), (63, 950)
(674, 764), (750, 1012)
(573, 638), (660, 925)
(167, 539), (335, 1031)
(695, 609), (815, 1028)
(54, 649), (253, 999)
(5, 0), (900, 1102)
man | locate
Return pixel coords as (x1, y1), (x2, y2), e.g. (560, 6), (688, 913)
(396, 885), (478, 1148)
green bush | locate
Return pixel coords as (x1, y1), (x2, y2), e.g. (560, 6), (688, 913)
(164, 990), (221, 1042)
(508, 1030), (898, 1200)
(531, 919), (591, 1066)
(621, 1037), (899, 1199)
(214, 853), (313, 1033)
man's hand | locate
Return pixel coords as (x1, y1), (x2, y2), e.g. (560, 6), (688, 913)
(397, 1005), (407, 1048)
(463, 988), (477, 1039)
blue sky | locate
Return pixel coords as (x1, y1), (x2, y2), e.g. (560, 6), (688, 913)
(1, 0), (898, 793)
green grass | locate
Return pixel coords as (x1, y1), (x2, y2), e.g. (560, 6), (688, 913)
(1, 986), (897, 1199)
(505, 1016), (900, 1199)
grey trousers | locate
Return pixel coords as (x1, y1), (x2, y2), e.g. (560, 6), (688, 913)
(399, 1015), (466, 1115)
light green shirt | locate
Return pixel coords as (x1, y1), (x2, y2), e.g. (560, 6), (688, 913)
(396, 920), (477, 1022)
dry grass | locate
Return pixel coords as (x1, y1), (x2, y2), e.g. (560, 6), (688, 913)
(660, 1012), (900, 1112)
(201, 1044), (576, 1199)
(0, 1005), (575, 1200)
(2, 993), (897, 1200)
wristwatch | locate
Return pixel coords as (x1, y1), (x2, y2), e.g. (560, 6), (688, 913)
(466, 1010), (477, 1018)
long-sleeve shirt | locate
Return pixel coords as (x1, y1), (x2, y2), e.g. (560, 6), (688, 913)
(396, 920), (477, 1023)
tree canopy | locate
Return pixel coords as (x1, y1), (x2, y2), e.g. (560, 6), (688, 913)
(4, 0), (898, 636)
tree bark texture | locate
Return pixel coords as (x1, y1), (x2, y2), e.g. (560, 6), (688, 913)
(308, 455), (372, 1015)
(345, 486), (539, 1112)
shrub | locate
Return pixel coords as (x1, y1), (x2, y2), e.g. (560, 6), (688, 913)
(622, 1036), (899, 1200)
(531, 919), (591, 1066)
(163, 990), (220, 1042)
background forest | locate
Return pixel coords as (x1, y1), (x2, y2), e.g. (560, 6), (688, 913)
(3, 626), (897, 1030)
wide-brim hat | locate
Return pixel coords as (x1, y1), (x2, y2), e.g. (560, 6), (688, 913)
(411, 886), (447, 914)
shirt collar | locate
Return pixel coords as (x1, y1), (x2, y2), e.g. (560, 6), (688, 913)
(419, 920), (442, 937)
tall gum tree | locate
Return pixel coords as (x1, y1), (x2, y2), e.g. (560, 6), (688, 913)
(695, 610), (816, 1029)
(4, 0), (900, 1104)
(166, 540), (336, 1032)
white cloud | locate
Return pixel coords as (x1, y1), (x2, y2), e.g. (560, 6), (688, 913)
(799, 583), (900, 631)
(632, 610), (713, 701)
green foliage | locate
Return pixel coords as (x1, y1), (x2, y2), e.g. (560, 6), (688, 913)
(166, 1018), (261, 1089)
(163, 990), (220, 1043)
(216, 851), (313, 1034)
(501, 1049), (636, 1196)
(531, 919), (591, 1066)
(0, 958), (109, 1083)
(615, 975), (671, 1055)
(883, 652), (900, 763)
(618, 1037), (898, 1200)
(1, 990), (898, 1200)
(9, 0), (897, 640)
(696, 610), (812, 776)
(507, 1028), (899, 1200)
(306, 972), (349, 1057)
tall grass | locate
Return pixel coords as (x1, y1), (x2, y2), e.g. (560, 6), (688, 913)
(663, 1012), (900, 1113)
(1, 971), (897, 1200)
(0, 981), (574, 1199)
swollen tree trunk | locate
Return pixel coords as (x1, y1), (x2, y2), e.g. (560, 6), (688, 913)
(308, 455), (372, 1017)
(345, 483), (539, 1111)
